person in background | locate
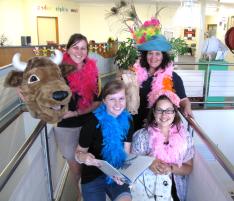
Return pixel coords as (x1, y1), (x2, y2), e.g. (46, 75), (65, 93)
(131, 91), (194, 201)
(53, 33), (100, 201)
(131, 18), (192, 131)
(75, 80), (133, 201)
(201, 29), (228, 61)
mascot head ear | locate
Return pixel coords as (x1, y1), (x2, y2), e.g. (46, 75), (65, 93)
(59, 64), (76, 78)
(4, 70), (24, 87)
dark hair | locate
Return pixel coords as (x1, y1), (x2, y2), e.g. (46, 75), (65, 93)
(139, 51), (171, 71)
(66, 33), (88, 50)
(146, 95), (181, 128)
(101, 80), (126, 100)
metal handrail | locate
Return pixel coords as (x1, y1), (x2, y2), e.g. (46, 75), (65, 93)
(0, 64), (12, 71)
(191, 101), (234, 104)
(174, 62), (234, 66)
(185, 115), (234, 180)
(0, 120), (46, 191)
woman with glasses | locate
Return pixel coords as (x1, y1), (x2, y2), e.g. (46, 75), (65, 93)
(53, 33), (100, 201)
(131, 91), (194, 201)
(131, 18), (192, 131)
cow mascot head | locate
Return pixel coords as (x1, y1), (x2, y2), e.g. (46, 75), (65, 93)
(4, 50), (76, 124)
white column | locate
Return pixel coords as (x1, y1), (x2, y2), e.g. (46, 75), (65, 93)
(196, 0), (206, 61)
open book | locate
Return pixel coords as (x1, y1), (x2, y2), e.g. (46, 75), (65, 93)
(97, 154), (154, 184)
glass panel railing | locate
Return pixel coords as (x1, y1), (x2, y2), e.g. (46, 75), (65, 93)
(0, 113), (68, 201)
(174, 62), (234, 107)
(0, 112), (40, 174)
(0, 122), (51, 201)
(0, 65), (23, 121)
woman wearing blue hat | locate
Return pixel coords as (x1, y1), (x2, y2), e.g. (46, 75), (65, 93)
(131, 18), (192, 130)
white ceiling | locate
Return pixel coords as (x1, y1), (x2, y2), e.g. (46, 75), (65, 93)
(71, 0), (234, 6)
(71, 0), (230, 3)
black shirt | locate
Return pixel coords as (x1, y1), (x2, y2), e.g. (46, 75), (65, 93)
(79, 113), (134, 184)
(133, 72), (187, 131)
(57, 93), (99, 128)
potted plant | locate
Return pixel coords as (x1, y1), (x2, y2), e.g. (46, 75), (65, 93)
(114, 38), (139, 70)
(169, 37), (189, 61)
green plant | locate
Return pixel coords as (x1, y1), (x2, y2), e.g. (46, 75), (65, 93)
(169, 37), (189, 57)
(114, 38), (139, 70)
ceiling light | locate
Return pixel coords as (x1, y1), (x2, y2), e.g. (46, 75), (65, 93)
(220, 0), (234, 3)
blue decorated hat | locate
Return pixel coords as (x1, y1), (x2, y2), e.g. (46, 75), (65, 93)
(137, 34), (172, 52)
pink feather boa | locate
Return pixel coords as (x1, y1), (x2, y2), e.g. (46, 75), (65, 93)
(63, 53), (98, 111)
(133, 61), (180, 107)
(133, 60), (148, 86)
(148, 124), (188, 167)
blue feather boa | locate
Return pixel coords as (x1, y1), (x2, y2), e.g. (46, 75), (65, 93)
(93, 104), (131, 169)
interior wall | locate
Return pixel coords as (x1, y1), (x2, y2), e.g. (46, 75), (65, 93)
(0, 0), (80, 46)
(0, 0), (25, 45)
(193, 109), (234, 164)
(79, 3), (182, 42)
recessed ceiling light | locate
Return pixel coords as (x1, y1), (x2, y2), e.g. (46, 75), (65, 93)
(220, 0), (234, 3)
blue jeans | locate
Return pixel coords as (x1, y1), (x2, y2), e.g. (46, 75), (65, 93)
(81, 175), (131, 201)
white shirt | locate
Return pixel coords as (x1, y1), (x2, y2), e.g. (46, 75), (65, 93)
(202, 36), (228, 54)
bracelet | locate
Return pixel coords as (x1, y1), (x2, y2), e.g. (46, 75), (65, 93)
(75, 152), (84, 164)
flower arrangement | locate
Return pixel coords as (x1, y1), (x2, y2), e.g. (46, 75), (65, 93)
(106, 0), (142, 33)
(130, 17), (161, 44)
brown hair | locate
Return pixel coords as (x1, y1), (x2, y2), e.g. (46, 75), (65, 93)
(140, 51), (171, 71)
(66, 33), (88, 50)
(101, 80), (126, 100)
(146, 95), (181, 128)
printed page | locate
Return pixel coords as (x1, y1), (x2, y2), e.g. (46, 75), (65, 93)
(97, 160), (128, 182)
(118, 155), (154, 183)
(97, 154), (154, 184)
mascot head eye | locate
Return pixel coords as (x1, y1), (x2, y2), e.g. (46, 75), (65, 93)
(28, 74), (40, 84)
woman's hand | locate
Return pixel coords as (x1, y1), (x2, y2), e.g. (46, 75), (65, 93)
(180, 98), (193, 118)
(75, 151), (100, 167)
(112, 176), (124, 185)
(149, 159), (172, 175)
(62, 110), (79, 119)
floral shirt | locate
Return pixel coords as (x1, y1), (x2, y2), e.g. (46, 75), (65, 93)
(131, 127), (194, 201)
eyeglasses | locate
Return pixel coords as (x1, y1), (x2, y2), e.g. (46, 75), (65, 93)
(154, 108), (175, 115)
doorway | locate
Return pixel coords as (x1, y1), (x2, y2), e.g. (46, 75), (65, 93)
(37, 16), (59, 45)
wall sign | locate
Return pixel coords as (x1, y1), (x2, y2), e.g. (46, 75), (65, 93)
(36, 4), (78, 13)
(184, 28), (196, 40)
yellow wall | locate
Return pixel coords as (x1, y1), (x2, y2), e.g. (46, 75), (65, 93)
(0, 1), (186, 45)
(0, 0), (80, 45)
(0, 0), (25, 45)
(79, 3), (182, 42)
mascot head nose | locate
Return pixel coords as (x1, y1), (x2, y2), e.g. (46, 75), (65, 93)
(52, 91), (69, 101)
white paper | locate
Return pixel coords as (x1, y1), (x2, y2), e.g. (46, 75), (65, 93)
(97, 154), (154, 184)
